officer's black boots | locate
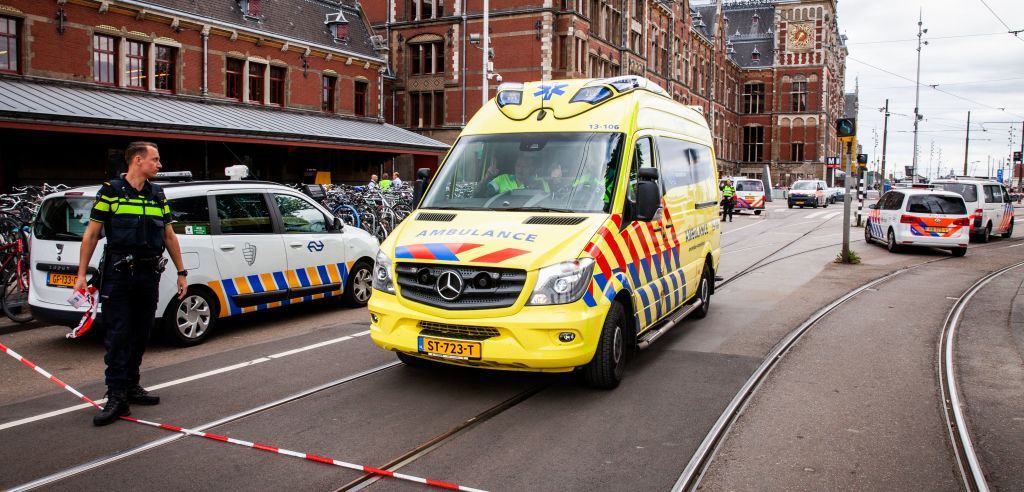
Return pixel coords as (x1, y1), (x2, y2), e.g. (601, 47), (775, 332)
(127, 385), (160, 405)
(93, 390), (130, 426)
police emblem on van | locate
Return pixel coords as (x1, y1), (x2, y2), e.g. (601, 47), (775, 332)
(243, 243), (257, 266)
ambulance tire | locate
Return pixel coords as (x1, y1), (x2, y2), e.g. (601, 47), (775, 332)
(583, 302), (627, 389)
(886, 229), (901, 253)
(690, 263), (712, 319)
(1002, 219), (1013, 238)
(162, 288), (217, 346)
(951, 247), (967, 257)
(342, 260), (373, 307)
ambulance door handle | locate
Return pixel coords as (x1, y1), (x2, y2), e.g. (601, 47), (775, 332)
(652, 227), (663, 233)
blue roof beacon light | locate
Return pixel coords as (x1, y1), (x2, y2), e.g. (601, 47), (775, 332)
(495, 82), (524, 107)
(570, 85), (614, 105)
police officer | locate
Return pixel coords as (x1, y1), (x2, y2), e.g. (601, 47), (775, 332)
(74, 141), (187, 426)
(721, 179), (736, 222)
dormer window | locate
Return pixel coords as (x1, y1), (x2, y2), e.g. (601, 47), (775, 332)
(751, 46), (760, 63)
(238, 0), (262, 20)
(325, 11), (349, 43)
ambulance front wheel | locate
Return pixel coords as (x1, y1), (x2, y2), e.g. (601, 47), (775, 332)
(583, 302), (627, 389)
(690, 263), (713, 319)
(162, 287), (217, 346)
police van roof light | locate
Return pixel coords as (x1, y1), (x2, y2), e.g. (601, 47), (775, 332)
(155, 171), (193, 182)
(570, 85), (614, 105)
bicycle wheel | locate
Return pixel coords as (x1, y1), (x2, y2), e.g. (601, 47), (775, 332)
(2, 266), (33, 323)
(332, 204), (361, 229)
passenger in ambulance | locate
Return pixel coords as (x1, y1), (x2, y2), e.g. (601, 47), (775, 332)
(477, 158), (524, 196)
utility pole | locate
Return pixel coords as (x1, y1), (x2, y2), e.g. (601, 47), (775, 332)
(481, 0), (489, 106)
(842, 139), (852, 260)
(911, 10), (927, 183)
(963, 111), (970, 175)
(880, 99), (889, 188)
(1019, 121), (1024, 191)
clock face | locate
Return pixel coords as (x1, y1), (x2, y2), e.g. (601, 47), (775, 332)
(789, 23), (813, 50)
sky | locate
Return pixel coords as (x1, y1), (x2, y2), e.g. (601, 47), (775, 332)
(837, 0), (1024, 181)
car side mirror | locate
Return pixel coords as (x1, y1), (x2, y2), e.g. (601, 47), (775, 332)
(868, 203), (878, 210)
(332, 216), (344, 232)
(413, 167), (431, 210)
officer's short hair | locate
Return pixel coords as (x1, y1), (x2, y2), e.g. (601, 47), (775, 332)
(125, 141), (158, 166)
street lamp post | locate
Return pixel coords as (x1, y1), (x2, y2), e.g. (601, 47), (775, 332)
(911, 10), (927, 183)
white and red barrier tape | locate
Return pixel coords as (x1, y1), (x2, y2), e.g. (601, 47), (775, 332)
(0, 340), (485, 492)
(66, 286), (99, 339)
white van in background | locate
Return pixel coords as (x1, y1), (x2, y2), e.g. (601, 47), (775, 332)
(931, 177), (1014, 242)
(720, 177), (766, 215)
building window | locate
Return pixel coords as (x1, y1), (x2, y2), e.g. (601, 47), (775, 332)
(269, 66), (286, 105)
(410, 42), (444, 75)
(241, 0), (262, 18)
(225, 58), (244, 100)
(791, 81), (807, 112)
(409, 91), (444, 128)
(354, 80), (368, 117)
(0, 16), (19, 74)
(322, 75), (337, 112)
(93, 34), (118, 85)
(408, 0), (444, 21)
(743, 82), (765, 114)
(557, 35), (569, 70)
(248, 62), (265, 103)
(125, 40), (147, 89)
(154, 45), (176, 92)
(791, 143), (805, 161)
(633, 0), (643, 22)
(743, 126), (764, 162)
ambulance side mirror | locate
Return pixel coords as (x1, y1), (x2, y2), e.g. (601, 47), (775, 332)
(635, 168), (661, 221)
(412, 167), (431, 209)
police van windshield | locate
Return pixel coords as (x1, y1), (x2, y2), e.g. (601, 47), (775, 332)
(34, 196), (94, 241)
(420, 132), (625, 213)
(736, 180), (763, 192)
(792, 181), (817, 190)
(937, 183), (978, 202)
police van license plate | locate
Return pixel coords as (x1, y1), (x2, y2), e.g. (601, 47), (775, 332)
(926, 226), (948, 233)
(47, 273), (77, 288)
(418, 336), (481, 360)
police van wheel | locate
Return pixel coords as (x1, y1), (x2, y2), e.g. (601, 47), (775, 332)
(1002, 219), (1013, 238)
(980, 223), (992, 243)
(754, 210), (762, 216)
(342, 261), (373, 307)
(690, 264), (712, 319)
(163, 288), (216, 346)
(583, 302), (627, 389)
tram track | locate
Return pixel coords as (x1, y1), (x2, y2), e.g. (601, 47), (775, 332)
(672, 237), (1024, 491)
(937, 260), (1024, 492)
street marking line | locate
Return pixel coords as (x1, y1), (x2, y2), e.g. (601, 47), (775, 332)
(823, 212), (842, 220)
(722, 221), (765, 236)
(804, 211), (828, 219)
(0, 330), (371, 432)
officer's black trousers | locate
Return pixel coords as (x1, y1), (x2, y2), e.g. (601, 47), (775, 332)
(100, 260), (161, 391)
(722, 201), (735, 221)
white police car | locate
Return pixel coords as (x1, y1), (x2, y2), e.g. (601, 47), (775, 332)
(29, 179), (378, 345)
(864, 188), (970, 256)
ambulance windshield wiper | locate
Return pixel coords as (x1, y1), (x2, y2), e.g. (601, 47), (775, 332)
(498, 206), (576, 213)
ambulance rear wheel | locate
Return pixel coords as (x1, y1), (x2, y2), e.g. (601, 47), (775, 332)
(583, 302), (627, 389)
(162, 288), (216, 346)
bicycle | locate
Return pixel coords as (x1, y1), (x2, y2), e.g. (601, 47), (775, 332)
(0, 217), (32, 323)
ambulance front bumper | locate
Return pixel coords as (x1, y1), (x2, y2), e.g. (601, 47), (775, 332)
(368, 292), (608, 372)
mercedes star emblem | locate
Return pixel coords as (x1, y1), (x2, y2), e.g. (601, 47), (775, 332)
(436, 270), (464, 301)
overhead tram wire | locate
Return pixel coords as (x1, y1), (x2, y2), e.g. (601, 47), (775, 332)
(847, 31), (1007, 45)
(846, 56), (1024, 120)
(977, 0), (1024, 43)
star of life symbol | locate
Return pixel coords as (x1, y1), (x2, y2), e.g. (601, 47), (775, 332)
(243, 242), (257, 266)
(533, 83), (568, 100)
(435, 270), (464, 301)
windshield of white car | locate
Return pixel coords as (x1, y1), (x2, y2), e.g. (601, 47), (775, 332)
(419, 132), (625, 213)
(736, 180), (763, 192)
(792, 182), (816, 190)
(937, 183), (978, 202)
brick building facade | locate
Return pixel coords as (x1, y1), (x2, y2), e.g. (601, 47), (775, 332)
(0, 0), (447, 190)
(365, 0), (849, 186)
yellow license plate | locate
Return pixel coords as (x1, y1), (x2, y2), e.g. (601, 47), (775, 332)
(418, 336), (481, 360)
(47, 273), (77, 288)
(926, 227), (948, 233)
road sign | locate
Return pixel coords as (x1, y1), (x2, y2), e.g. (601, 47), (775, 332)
(826, 156), (840, 169)
(997, 169), (1004, 182)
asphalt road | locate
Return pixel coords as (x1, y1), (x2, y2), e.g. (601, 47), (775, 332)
(1, 199), (1021, 491)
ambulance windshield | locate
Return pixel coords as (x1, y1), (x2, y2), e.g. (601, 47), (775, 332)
(421, 132), (625, 213)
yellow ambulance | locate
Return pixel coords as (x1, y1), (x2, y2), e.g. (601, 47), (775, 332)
(369, 76), (721, 387)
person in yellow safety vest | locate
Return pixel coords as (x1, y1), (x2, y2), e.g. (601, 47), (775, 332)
(379, 172), (392, 190)
(720, 179), (735, 222)
(477, 159), (524, 196)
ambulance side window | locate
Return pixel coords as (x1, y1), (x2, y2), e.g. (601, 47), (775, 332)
(627, 137), (658, 202)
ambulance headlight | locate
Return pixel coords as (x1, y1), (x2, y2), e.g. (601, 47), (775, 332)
(527, 258), (595, 306)
(372, 249), (395, 294)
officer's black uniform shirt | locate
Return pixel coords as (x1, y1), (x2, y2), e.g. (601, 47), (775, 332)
(89, 180), (173, 258)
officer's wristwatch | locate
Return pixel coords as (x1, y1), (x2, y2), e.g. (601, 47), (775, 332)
(177, 270), (188, 277)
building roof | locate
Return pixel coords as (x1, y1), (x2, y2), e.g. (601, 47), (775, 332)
(0, 78), (448, 154)
(722, 3), (776, 68)
(131, 0), (382, 60)
(844, 93), (858, 118)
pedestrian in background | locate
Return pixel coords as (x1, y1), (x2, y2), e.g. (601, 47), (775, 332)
(367, 174), (379, 190)
(720, 179), (736, 222)
(392, 171), (403, 188)
(74, 141), (187, 426)
(380, 172), (392, 190)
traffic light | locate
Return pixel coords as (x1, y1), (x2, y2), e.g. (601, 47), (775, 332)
(1014, 151), (1022, 163)
(857, 153), (868, 169)
(836, 118), (856, 138)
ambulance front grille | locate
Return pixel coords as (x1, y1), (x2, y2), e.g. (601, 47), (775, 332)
(395, 262), (526, 310)
(415, 212), (457, 222)
(523, 216), (587, 225)
(418, 321), (501, 341)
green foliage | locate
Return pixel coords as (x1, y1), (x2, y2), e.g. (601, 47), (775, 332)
(835, 249), (862, 264)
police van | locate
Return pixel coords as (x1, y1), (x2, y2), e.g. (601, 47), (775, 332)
(719, 176), (766, 215)
(368, 76), (722, 388)
(930, 177), (1014, 242)
(29, 178), (378, 345)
